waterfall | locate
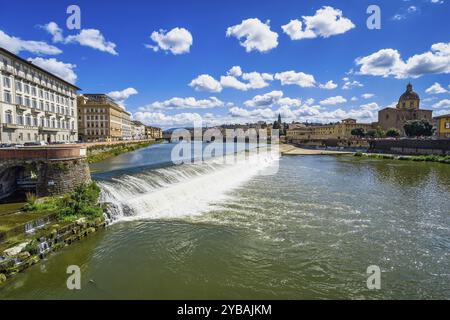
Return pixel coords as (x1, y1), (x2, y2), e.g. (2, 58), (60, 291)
(99, 151), (278, 222)
(38, 241), (49, 255)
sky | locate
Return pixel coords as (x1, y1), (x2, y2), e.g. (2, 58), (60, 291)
(0, 0), (449, 128)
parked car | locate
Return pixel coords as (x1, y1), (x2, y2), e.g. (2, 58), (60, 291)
(23, 141), (48, 146)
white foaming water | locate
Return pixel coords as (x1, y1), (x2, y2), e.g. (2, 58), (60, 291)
(99, 151), (279, 222)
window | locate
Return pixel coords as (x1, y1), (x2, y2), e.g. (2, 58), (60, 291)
(3, 91), (12, 103)
(15, 80), (22, 91)
(3, 76), (11, 88)
(17, 115), (24, 125)
(25, 97), (30, 107)
(24, 84), (30, 94)
(5, 112), (12, 124)
(26, 115), (31, 126)
(16, 94), (23, 105)
(446, 122), (450, 129)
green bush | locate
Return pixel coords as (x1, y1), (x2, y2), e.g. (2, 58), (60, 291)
(57, 182), (103, 220)
(354, 152), (364, 157)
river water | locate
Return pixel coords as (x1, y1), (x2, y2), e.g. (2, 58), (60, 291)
(1, 143), (449, 299)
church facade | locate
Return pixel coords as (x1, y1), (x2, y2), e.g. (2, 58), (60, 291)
(377, 83), (433, 135)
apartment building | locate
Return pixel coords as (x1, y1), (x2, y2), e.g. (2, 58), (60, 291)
(131, 120), (146, 140)
(77, 94), (124, 142)
(145, 126), (163, 139)
(122, 111), (132, 140)
(0, 47), (79, 144)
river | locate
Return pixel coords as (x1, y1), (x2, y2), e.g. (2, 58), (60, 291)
(1, 142), (449, 299)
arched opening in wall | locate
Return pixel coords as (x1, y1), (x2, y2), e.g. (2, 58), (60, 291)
(0, 164), (38, 203)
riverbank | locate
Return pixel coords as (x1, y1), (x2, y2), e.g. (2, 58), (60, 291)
(355, 152), (450, 164)
(280, 143), (353, 155)
(86, 140), (162, 164)
(0, 183), (107, 285)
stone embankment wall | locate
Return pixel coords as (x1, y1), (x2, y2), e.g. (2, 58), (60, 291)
(369, 139), (450, 155)
(0, 217), (106, 285)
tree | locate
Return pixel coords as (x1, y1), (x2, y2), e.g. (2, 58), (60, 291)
(386, 128), (400, 138)
(365, 129), (376, 138)
(375, 127), (386, 138)
(403, 119), (434, 137)
(351, 128), (366, 138)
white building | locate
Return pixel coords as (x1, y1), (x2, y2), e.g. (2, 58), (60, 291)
(0, 47), (79, 145)
(131, 120), (146, 140)
(121, 110), (132, 140)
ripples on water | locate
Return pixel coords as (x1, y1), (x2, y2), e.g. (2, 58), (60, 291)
(1, 145), (449, 299)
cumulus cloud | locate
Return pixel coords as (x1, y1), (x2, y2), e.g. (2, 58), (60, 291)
(244, 91), (284, 108)
(146, 27), (193, 55)
(189, 74), (223, 92)
(274, 71), (316, 88)
(425, 82), (447, 94)
(432, 99), (450, 109)
(27, 57), (77, 83)
(355, 42), (450, 78)
(319, 80), (338, 89)
(282, 6), (355, 40)
(190, 66), (274, 92)
(342, 79), (363, 90)
(41, 22), (118, 55)
(0, 30), (62, 55)
(139, 97), (226, 111)
(361, 93), (375, 99)
(134, 111), (203, 128)
(107, 87), (138, 105)
(226, 18), (278, 52)
(320, 96), (347, 106)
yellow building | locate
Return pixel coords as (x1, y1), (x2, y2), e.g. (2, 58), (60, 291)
(434, 114), (450, 138)
(77, 94), (124, 142)
(287, 119), (373, 141)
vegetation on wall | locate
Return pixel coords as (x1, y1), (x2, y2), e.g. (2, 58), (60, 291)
(24, 182), (103, 221)
(354, 152), (450, 164)
(87, 141), (158, 163)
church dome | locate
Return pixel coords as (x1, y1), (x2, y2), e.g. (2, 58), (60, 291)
(399, 83), (420, 101)
(397, 83), (420, 109)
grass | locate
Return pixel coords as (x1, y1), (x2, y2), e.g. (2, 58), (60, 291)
(23, 182), (104, 222)
(87, 141), (159, 164)
(354, 152), (450, 164)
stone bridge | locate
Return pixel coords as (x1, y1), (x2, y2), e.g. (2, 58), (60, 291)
(0, 146), (91, 200)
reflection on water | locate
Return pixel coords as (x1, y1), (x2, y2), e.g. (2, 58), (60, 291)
(1, 146), (449, 299)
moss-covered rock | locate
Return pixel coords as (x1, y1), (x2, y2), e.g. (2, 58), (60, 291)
(0, 273), (6, 285)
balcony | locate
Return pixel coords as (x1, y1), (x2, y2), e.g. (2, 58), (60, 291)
(2, 123), (22, 130)
(38, 126), (59, 133)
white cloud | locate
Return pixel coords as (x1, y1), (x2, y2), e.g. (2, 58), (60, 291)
(107, 87), (138, 105)
(146, 27), (193, 55)
(282, 6), (355, 40)
(65, 29), (118, 55)
(432, 99), (450, 109)
(351, 96), (358, 101)
(134, 111), (203, 128)
(226, 18), (278, 52)
(274, 71), (316, 88)
(425, 82), (447, 94)
(220, 75), (249, 91)
(42, 22), (64, 42)
(320, 96), (347, 106)
(41, 22), (118, 55)
(227, 66), (242, 77)
(139, 97), (226, 111)
(360, 102), (380, 111)
(319, 80), (338, 89)
(0, 30), (61, 55)
(342, 79), (363, 90)
(189, 74), (223, 92)
(355, 42), (450, 78)
(27, 57), (77, 83)
(244, 90), (284, 107)
(361, 93), (375, 99)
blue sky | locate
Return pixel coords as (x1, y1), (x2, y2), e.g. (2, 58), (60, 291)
(1, 0), (449, 128)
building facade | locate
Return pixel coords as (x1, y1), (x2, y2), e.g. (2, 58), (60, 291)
(145, 126), (163, 139)
(0, 48), (79, 145)
(77, 94), (124, 142)
(121, 111), (132, 140)
(287, 118), (373, 141)
(378, 83), (433, 135)
(131, 120), (146, 140)
(434, 114), (450, 138)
